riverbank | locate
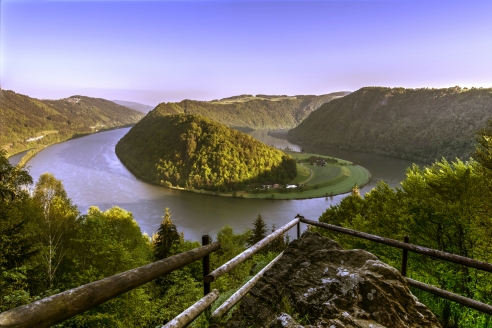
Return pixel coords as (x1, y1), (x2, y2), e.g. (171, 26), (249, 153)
(10, 124), (137, 167)
(159, 150), (371, 200)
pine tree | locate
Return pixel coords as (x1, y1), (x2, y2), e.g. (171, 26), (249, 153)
(153, 208), (180, 260)
(247, 213), (267, 247)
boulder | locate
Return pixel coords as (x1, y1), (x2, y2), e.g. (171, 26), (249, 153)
(222, 231), (441, 328)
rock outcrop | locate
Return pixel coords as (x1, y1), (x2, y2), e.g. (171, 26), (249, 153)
(222, 232), (441, 328)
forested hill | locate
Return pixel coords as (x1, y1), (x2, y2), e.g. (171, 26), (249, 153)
(115, 113), (296, 191)
(0, 89), (144, 156)
(153, 92), (349, 130)
(288, 86), (492, 163)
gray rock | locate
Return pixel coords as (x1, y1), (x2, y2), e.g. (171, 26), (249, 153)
(223, 231), (441, 328)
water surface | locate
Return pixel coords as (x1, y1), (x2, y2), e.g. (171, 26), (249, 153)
(26, 128), (419, 241)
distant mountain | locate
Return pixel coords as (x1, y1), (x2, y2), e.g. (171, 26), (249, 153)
(115, 113), (296, 191)
(153, 92), (350, 130)
(111, 100), (154, 113)
(288, 86), (492, 163)
(1, 89), (144, 156)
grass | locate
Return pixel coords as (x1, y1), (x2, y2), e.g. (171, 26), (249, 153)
(241, 163), (371, 199)
(305, 165), (342, 185)
(290, 164), (312, 184)
(174, 151), (371, 200)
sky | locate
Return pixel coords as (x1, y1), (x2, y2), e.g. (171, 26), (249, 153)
(1, 0), (491, 106)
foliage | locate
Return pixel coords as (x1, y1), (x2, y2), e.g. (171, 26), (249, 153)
(289, 86), (492, 163)
(0, 166), (290, 327)
(317, 157), (492, 327)
(0, 150), (36, 311)
(116, 114), (297, 191)
(0, 89), (143, 157)
(31, 173), (79, 290)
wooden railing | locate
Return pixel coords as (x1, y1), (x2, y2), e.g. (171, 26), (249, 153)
(299, 216), (492, 316)
(1, 214), (491, 328)
(0, 242), (220, 328)
(166, 215), (492, 328)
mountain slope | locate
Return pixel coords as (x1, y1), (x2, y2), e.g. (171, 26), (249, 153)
(0, 89), (144, 156)
(115, 113), (296, 191)
(154, 92), (349, 130)
(111, 100), (154, 113)
(289, 86), (492, 163)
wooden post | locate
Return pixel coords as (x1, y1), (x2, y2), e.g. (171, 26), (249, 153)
(295, 214), (303, 239)
(202, 235), (210, 296)
(401, 236), (409, 276)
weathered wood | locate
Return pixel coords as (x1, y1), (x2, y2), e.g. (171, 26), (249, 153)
(301, 218), (492, 273)
(406, 278), (492, 315)
(0, 242), (220, 328)
(211, 252), (283, 318)
(163, 289), (220, 328)
(401, 236), (409, 276)
(202, 235), (211, 296)
(204, 218), (299, 283)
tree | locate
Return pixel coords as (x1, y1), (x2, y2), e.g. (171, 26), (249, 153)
(0, 150), (36, 311)
(153, 208), (180, 260)
(0, 150), (32, 203)
(247, 213), (267, 247)
(32, 173), (79, 289)
(474, 118), (492, 173)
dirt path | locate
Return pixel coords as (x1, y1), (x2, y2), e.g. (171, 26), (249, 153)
(298, 163), (314, 184)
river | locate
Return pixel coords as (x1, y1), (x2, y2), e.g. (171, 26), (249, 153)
(17, 128), (420, 241)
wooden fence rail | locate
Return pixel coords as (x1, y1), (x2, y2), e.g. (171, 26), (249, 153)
(204, 217), (299, 283)
(0, 242), (220, 328)
(300, 217), (492, 273)
(299, 216), (492, 316)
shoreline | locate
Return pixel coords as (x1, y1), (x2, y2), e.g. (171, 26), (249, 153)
(116, 148), (372, 200)
(11, 124), (135, 167)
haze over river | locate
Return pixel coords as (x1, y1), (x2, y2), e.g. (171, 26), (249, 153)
(17, 128), (420, 241)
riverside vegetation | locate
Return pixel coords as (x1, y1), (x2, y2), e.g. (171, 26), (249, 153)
(153, 92), (349, 130)
(0, 89), (144, 159)
(289, 86), (492, 164)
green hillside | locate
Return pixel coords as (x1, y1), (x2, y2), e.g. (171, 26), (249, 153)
(153, 92), (349, 130)
(289, 86), (492, 163)
(115, 113), (297, 192)
(1, 89), (144, 156)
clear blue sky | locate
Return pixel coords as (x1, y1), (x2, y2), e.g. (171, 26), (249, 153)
(1, 0), (491, 106)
